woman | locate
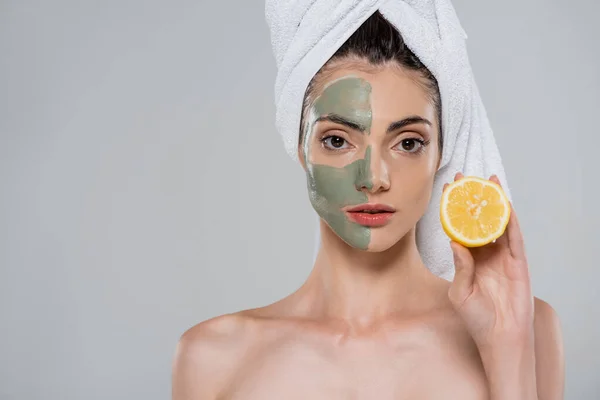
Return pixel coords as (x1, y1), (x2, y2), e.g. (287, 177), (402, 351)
(172, 9), (564, 400)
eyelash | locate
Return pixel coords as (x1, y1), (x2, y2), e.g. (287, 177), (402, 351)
(393, 137), (430, 155)
(320, 135), (352, 151)
(320, 135), (430, 154)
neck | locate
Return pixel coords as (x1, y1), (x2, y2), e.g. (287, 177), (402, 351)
(294, 220), (446, 331)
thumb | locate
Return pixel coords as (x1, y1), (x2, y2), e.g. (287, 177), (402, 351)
(448, 241), (475, 309)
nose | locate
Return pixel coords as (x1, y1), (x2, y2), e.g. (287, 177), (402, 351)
(355, 146), (390, 193)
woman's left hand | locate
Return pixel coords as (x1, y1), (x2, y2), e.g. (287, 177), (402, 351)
(446, 172), (534, 351)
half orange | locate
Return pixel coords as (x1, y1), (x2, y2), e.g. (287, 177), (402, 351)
(440, 176), (511, 247)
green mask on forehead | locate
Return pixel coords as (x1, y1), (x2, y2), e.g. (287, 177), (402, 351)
(302, 76), (374, 250)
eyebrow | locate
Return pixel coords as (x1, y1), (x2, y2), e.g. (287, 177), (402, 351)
(315, 114), (366, 132)
(315, 114), (432, 134)
(386, 116), (432, 133)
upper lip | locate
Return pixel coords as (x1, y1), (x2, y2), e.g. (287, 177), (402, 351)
(345, 203), (396, 213)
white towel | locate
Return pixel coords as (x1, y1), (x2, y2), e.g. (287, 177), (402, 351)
(265, 0), (511, 280)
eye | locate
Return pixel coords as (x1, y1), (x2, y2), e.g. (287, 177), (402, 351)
(321, 135), (350, 150)
(394, 138), (427, 153)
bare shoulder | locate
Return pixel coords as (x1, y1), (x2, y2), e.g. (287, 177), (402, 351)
(533, 297), (563, 347)
(171, 312), (258, 400)
(533, 297), (565, 400)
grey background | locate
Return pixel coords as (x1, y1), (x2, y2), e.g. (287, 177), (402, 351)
(0, 0), (597, 399)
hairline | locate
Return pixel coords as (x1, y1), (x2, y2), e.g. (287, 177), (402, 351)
(298, 57), (442, 147)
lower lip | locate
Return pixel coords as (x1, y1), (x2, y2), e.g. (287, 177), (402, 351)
(346, 212), (394, 227)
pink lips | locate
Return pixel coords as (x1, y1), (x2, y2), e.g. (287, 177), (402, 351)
(344, 203), (396, 227)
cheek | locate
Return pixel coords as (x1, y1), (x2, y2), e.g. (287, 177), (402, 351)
(305, 161), (371, 251)
(389, 156), (437, 202)
(307, 163), (365, 208)
(306, 137), (357, 168)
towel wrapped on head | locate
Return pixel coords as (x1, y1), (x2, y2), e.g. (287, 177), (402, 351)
(265, 0), (511, 280)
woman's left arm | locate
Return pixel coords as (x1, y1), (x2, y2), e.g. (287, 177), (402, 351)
(445, 173), (565, 400)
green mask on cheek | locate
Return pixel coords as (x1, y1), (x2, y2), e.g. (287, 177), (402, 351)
(303, 76), (374, 250)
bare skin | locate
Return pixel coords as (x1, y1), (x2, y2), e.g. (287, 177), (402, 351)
(172, 64), (564, 399)
(173, 296), (560, 399)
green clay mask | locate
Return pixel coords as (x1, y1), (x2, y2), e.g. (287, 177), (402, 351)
(303, 76), (374, 250)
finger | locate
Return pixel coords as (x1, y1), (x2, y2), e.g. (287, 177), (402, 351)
(493, 225), (510, 249)
(448, 241), (475, 309)
(489, 174), (501, 186)
(506, 202), (526, 260)
(454, 172), (464, 181)
(443, 183), (449, 192)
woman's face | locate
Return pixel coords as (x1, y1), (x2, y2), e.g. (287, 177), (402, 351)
(300, 64), (440, 252)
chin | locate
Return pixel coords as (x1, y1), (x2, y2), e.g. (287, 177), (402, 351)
(364, 224), (413, 252)
(366, 242), (396, 252)
(362, 237), (401, 252)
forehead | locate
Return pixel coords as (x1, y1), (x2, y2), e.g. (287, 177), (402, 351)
(312, 66), (434, 120)
(312, 76), (371, 116)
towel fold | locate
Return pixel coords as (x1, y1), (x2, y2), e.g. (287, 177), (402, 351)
(265, 0), (511, 280)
